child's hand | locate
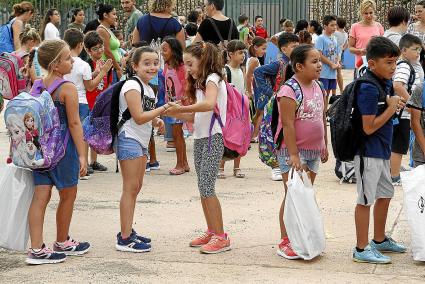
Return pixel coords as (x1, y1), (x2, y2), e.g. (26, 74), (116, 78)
(288, 154), (302, 171)
(165, 102), (181, 115)
(79, 156), (87, 177)
(101, 59), (113, 74)
(321, 148), (329, 163)
(387, 95), (405, 112)
(156, 118), (165, 133)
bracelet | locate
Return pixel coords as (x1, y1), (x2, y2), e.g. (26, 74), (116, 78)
(162, 105), (168, 112)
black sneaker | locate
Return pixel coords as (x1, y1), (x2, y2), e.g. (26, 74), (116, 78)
(90, 162), (108, 172)
(87, 166), (95, 175)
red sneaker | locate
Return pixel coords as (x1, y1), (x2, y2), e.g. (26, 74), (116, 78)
(189, 231), (214, 247)
(277, 238), (301, 260)
(200, 234), (231, 254)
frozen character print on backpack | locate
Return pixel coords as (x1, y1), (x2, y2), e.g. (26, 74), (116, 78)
(166, 76), (177, 102)
(6, 112), (44, 167)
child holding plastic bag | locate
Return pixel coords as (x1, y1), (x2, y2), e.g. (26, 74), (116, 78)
(274, 44), (328, 259)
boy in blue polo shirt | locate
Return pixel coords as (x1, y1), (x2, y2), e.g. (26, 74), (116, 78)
(353, 36), (407, 264)
(315, 15), (340, 106)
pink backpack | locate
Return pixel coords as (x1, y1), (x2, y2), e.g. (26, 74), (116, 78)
(210, 82), (252, 160)
(0, 52), (26, 100)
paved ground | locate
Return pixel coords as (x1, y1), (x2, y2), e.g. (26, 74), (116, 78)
(1, 70), (425, 283)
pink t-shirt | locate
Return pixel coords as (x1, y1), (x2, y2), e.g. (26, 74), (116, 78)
(163, 63), (186, 103)
(276, 79), (326, 157)
(350, 22), (384, 64)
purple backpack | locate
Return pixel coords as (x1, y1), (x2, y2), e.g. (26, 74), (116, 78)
(83, 78), (144, 154)
(4, 79), (69, 170)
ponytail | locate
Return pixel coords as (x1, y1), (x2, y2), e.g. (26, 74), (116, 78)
(248, 36), (267, 57)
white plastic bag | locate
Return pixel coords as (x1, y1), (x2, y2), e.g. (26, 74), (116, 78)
(0, 164), (34, 251)
(284, 170), (325, 260)
(400, 164), (425, 261)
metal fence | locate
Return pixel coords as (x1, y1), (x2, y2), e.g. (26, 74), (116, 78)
(307, 0), (416, 28)
(224, 0), (308, 36)
(1, 0), (204, 34)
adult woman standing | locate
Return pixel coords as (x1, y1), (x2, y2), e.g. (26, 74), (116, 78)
(194, 0), (239, 45)
(4, 1), (34, 52)
(96, 4), (122, 81)
(348, 0), (384, 73)
(407, 1), (425, 43)
(40, 9), (61, 40)
(132, 0), (185, 48)
(68, 8), (86, 32)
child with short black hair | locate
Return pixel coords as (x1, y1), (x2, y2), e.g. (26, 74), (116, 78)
(352, 36), (407, 264)
(185, 22), (198, 46)
(390, 34), (423, 186)
(335, 17), (348, 94)
(219, 40), (247, 179)
(315, 15), (340, 102)
(63, 28), (113, 176)
(254, 32), (299, 181)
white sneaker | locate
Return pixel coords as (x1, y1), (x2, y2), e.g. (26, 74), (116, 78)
(271, 168), (282, 181)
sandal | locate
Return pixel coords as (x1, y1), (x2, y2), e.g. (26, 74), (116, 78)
(169, 168), (186, 175)
(217, 168), (226, 179)
(233, 168), (245, 178)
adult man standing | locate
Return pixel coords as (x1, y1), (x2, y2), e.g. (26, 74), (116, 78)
(121, 0), (143, 47)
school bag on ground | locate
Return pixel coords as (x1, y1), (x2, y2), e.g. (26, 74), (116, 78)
(209, 82), (251, 161)
(328, 70), (388, 161)
(400, 165), (425, 261)
(83, 77), (145, 154)
(284, 170), (326, 260)
(258, 60), (288, 168)
(0, 52), (27, 100)
(259, 75), (326, 167)
(0, 164), (34, 251)
(0, 18), (16, 53)
(4, 79), (70, 170)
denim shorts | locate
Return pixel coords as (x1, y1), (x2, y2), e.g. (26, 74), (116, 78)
(33, 133), (79, 190)
(276, 151), (321, 174)
(79, 103), (90, 123)
(114, 131), (148, 161)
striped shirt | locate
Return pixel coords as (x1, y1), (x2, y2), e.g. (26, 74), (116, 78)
(393, 60), (422, 119)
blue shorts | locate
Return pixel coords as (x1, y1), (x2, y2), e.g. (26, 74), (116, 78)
(79, 103), (90, 123)
(33, 135), (79, 190)
(114, 131), (148, 161)
(319, 78), (337, 91)
(276, 151), (321, 174)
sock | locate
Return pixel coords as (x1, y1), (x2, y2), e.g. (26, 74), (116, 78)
(373, 237), (388, 244)
(356, 247), (364, 252)
(56, 241), (66, 246)
(31, 248), (42, 253)
(216, 233), (226, 239)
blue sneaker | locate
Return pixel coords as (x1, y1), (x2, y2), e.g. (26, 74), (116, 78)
(132, 229), (151, 244)
(370, 237), (407, 253)
(352, 245), (391, 264)
(26, 243), (66, 265)
(149, 161), (160, 170)
(116, 232), (151, 253)
(146, 163), (151, 173)
(53, 236), (91, 256)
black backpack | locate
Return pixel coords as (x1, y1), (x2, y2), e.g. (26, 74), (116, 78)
(328, 70), (388, 161)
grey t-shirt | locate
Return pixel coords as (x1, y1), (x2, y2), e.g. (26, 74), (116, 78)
(125, 8), (143, 41)
(383, 30), (403, 46)
(408, 84), (425, 163)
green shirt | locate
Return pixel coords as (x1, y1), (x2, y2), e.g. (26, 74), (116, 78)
(125, 8), (143, 41)
(237, 25), (249, 43)
(68, 22), (85, 32)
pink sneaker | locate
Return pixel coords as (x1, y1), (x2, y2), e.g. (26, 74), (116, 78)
(200, 234), (231, 254)
(189, 231), (214, 247)
(277, 237), (301, 260)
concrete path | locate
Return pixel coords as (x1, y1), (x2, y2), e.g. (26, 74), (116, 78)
(1, 70), (424, 283)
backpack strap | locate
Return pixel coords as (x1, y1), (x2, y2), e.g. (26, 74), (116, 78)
(225, 65), (232, 83)
(208, 18), (225, 43)
(273, 60), (288, 93)
(397, 60), (416, 94)
(284, 78), (304, 113)
(117, 77), (145, 130)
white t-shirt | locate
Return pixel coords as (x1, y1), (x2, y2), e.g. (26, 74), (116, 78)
(64, 57), (92, 104)
(118, 77), (157, 148)
(193, 73), (227, 139)
(44, 22), (60, 40)
(394, 59), (422, 119)
(311, 33), (318, 44)
(225, 64), (245, 94)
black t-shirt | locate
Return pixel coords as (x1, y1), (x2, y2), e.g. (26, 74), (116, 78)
(84, 19), (100, 34)
(198, 17), (239, 45)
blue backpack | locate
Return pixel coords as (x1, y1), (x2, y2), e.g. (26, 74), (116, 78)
(0, 18), (16, 54)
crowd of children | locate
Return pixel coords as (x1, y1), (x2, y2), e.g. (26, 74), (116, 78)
(1, 0), (425, 268)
